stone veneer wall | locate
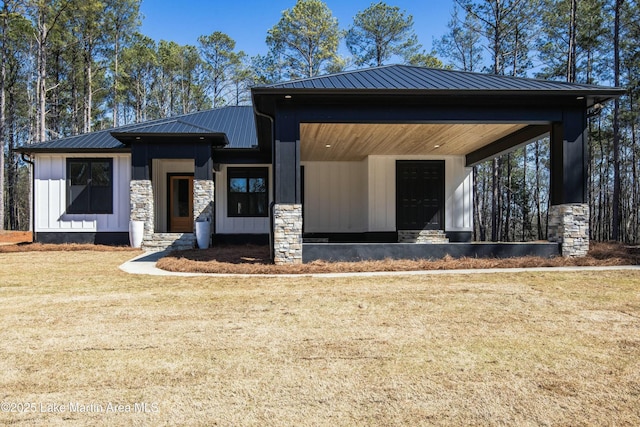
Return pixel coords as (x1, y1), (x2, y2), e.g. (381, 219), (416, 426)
(130, 179), (154, 245)
(193, 179), (214, 226)
(548, 203), (589, 257)
(273, 204), (303, 264)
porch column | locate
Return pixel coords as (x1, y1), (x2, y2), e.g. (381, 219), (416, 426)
(273, 138), (302, 264)
(193, 145), (214, 248)
(549, 108), (589, 257)
(130, 142), (154, 247)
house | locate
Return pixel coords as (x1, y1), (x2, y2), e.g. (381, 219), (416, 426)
(18, 65), (623, 264)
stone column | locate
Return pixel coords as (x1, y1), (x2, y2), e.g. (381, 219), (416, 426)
(273, 204), (303, 265)
(130, 179), (154, 245)
(548, 203), (589, 257)
(193, 179), (214, 224)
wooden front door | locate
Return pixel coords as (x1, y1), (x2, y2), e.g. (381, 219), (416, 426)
(169, 175), (193, 232)
(396, 160), (445, 230)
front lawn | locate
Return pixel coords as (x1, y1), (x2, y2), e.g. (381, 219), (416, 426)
(1, 250), (638, 426)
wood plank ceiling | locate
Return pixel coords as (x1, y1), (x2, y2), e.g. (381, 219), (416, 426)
(300, 123), (529, 161)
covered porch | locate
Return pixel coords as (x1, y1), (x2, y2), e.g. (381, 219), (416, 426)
(112, 125), (220, 251)
(252, 66), (621, 264)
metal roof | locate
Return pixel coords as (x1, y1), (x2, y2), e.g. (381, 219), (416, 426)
(20, 65), (624, 154)
(22, 106), (257, 152)
(257, 64), (623, 97)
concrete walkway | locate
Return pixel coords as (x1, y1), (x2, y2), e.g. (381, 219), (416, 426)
(119, 251), (640, 278)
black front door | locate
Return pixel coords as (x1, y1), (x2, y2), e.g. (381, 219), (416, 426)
(396, 160), (445, 230)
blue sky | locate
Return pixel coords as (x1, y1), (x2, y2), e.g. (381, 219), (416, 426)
(139, 0), (455, 58)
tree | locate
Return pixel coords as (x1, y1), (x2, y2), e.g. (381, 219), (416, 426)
(266, 0), (340, 79)
(27, 0), (74, 143)
(0, 0), (26, 230)
(120, 32), (156, 123)
(537, 0), (607, 83)
(406, 51), (446, 68)
(251, 51), (286, 85)
(435, 5), (483, 72)
(103, 0), (140, 127)
(346, 2), (419, 67)
(611, 0), (622, 241)
(68, 0), (104, 133)
(229, 51), (253, 106)
(198, 31), (236, 107)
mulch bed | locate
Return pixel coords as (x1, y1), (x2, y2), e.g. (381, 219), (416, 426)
(0, 231), (33, 244)
(0, 243), (139, 253)
(156, 241), (640, 275)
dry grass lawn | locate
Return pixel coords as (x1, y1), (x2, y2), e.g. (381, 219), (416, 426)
(0, 250), (639, 426)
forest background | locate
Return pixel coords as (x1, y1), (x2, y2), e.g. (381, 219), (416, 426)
(1, 0), (638, 243)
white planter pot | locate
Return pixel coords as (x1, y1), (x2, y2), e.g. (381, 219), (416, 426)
(129, 220), (144, 248)
(195, 220), (211, 249)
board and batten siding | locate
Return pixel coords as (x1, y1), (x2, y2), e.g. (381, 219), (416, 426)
(302, 161), (367, 233)
(34, 153), (131, 233)
(215, 164), (272, 234)
(303, 156), (472, 234)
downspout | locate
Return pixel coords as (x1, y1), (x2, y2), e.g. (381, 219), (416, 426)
(21, 153), (35, 237)
(252, 100), (276, 262)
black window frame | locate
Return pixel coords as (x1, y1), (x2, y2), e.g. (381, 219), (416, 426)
(66, 158), (114, 215)
(227, 167), (269, 218)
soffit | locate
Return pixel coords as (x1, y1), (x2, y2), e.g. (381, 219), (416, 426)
(300, 123), (529, 161)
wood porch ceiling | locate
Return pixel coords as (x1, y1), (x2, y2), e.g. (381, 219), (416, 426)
(300, 123), (529, 161)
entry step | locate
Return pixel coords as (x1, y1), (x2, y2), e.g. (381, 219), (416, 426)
(397, 230), (449, 244)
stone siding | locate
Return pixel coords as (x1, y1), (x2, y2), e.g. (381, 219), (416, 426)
(193, 179), (214, 224)
(273, 204), (303, 265)
(130, 179), (154, 245)
(548, 203), (589, 257)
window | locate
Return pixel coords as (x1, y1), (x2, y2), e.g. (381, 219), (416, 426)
(227, 167), (268, 217)
(67, 158), (113, 214)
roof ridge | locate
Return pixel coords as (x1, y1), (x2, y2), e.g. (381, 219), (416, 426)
(393, 64), (610, 89)
(259, 63), (617, 91)
(259, 64), (400, 88)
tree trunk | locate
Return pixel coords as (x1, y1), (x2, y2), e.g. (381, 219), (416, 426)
(113, 37), (119, 127)
(535, 141), (543, 240)
(522, 145), (527, 241)
(567, 0), (577, 83)
(504, 154), (512, 241)
(611, 0), (622, 241)
(0, 1), (7, 230)
(37, 13), (47, 142)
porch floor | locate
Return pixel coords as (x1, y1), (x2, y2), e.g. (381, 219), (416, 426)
(302, 242), (561, 263)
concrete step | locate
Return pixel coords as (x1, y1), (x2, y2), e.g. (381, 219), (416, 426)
(143, 233), (196, 251)
(398, 230), (449, 244)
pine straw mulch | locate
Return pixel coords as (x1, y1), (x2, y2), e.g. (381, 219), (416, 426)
(0, 242), (140, 253)
(156, 241), (640, 275)
(0, 231), (33, 244)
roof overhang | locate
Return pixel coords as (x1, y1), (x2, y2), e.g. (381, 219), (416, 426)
(110, 132), (229, 147)
(252, 68), (624, 165)
(252, 87), (624, 109)
(14, 146), (130, 154)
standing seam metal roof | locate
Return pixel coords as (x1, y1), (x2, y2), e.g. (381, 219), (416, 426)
(24, 105), (257, 151)
(258, 64), (620, 93)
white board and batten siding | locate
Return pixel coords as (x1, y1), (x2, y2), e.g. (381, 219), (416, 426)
(302, 161), (367, 233)
(34, 154), (131, 233)
(215, 164), (272, 234)
(303, 155), (473, 234)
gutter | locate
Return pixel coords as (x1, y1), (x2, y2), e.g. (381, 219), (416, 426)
(252, 94), (276, 263)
